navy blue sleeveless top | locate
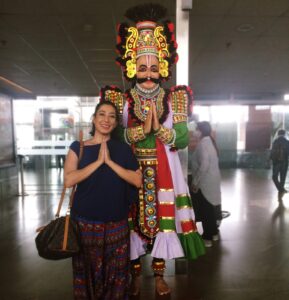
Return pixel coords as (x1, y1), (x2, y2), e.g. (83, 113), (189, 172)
(70, 139), (138, 222)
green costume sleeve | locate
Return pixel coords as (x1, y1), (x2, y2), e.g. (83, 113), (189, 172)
(135, 133), (156, 149)
(169, 85), (193, 150)
(174, 122), (189, 149)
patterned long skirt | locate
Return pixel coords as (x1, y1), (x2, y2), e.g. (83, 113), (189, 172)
(72, 217), (130, 300)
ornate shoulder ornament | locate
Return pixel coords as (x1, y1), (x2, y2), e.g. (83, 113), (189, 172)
(170, 85), (193, 123)
(100, 85), (125, 115)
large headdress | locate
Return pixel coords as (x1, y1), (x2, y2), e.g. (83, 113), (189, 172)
(116, 3), (178, 82)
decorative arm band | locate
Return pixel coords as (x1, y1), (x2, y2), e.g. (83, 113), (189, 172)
(154, 125), (175, 145)
(173, 113), (187, 124)
(125, 125), (146, 144)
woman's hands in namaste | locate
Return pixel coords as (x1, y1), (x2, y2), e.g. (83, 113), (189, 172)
(97, 141), (112, 166)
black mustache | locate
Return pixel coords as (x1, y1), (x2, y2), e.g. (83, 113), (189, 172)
(136, 77), (160, 84)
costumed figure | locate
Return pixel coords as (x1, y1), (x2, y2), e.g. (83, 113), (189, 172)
(99, 3), (205, 296)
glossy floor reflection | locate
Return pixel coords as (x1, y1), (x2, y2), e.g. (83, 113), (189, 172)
(1, 168), (289, 300)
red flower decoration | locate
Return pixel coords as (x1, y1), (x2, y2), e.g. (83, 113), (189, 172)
(167, 22), (174, 32)
(174, 55), (179, 64)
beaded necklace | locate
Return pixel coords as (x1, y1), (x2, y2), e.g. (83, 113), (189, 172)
(130, 87), (165, 122)
(135, 83), (160, 99)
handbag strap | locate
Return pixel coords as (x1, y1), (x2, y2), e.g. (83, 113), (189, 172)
(55, 130), (84, 218)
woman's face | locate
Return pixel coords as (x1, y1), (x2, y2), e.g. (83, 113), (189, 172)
(136, 55), (160, 90)
(93, 104), (117, 136)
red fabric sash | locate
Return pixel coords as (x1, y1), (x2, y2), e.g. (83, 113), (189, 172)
(155, 138), (173, 190)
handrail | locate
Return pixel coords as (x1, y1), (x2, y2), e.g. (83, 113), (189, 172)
(17, 140), (73, 156)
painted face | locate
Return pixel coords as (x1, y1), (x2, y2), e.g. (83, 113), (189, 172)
(136, 55), (160, 90)
(93, 104), (117, 136)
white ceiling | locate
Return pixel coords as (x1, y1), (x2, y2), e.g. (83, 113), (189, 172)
(0, 0), (289, 102)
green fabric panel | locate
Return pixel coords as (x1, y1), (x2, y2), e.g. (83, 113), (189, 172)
(176, 195), (192, 208)
(159, 219), (176, 231)
(178, 232), (206, 259)
(174, 122), (189, 149)
(136, 132), (156, 148)
(128, 219), (134, 230)
(115, 125), (125, 143)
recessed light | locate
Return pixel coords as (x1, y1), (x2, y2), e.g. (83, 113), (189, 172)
(83, 24), (93, 32)
(236, 23), (254, 33)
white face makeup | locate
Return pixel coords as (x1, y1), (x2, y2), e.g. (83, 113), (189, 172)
(136, 55), (160, 90)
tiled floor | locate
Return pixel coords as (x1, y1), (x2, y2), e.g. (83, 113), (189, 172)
(1, 168), (289, 300)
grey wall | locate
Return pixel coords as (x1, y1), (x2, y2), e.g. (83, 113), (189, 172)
(215, 123), (238, 168)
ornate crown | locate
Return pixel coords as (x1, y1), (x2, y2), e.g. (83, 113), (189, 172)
(116, 3), (178, 82)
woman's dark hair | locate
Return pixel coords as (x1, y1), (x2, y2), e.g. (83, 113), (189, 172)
(197, 121), (219, 156)
(89, 100), (119, 137)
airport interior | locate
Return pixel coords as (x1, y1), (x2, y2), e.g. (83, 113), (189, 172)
(1, 0), (289, 299)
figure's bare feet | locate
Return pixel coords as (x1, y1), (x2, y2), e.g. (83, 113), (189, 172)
(129, 275), (141, 296)
(155, 276), (171, 295)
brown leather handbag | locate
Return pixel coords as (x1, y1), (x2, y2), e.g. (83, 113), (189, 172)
(35, 133), (83, 260)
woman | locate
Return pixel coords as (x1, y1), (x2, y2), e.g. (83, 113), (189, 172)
(191, 121), (222, 248)
(64, 100), (142, 300)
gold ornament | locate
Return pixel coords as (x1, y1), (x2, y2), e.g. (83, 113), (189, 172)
(123, 22), (171, 79)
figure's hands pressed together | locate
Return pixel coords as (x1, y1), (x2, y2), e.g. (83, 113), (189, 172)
(151, 102), (160, 132)
(143, 104), (153, 134)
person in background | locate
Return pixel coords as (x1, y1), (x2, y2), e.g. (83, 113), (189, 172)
(56, 137), (66, 169)
(270, 129), (289, 198)
(100, 3), (205, 296)
(64, 101), (142, 300)
(191, 121), (222, 248)
(188, 130), (201, 222)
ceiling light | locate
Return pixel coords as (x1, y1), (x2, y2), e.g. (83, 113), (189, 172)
(83, 24), (93, 32)
(236, 24), (254, 33)
(0, 76), (32, 94)
(284, 94), (289, 101)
